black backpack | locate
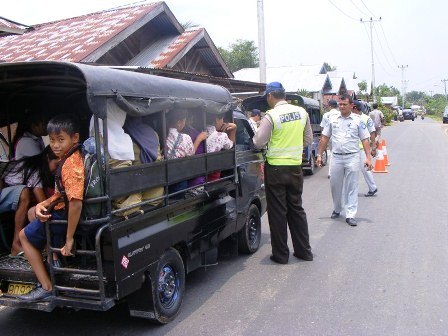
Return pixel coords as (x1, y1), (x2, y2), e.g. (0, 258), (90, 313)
(55, 141), (105, 220)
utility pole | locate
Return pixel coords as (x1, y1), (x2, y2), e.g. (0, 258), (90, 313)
(398, 65), (408, 108)
(360, 17), (381, 102)
(257, 0), (266, 84)
(441, 79), (448, 101)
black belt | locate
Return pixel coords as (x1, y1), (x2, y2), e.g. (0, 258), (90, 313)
(333, 152), (357, 155)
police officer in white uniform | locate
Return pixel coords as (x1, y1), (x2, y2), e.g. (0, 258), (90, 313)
(316, 94), (373, 226)
(352, 100), (378, 197)
(320, 100), (339, 178)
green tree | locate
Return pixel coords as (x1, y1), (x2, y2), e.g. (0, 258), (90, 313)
(218, 39), (259, 73)
(406, 91), (425, 104)
(181, 21), (199, 29)
(358, 80), (367, 93)
(297, 89), (312, 98)
(323, 62), (336, 71)
(425, 95), (446, 118)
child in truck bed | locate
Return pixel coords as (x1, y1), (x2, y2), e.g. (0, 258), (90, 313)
(18, 114), (84, 302)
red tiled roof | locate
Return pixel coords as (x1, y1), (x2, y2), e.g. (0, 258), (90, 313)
(151, 28), (203, 68)
(0, 2), (162, 62)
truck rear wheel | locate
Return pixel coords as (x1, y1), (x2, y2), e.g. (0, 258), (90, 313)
(238, 204), (261, 254)
(151, 248), (185, 324)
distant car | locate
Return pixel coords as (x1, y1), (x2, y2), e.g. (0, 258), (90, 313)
(402, 108), (414, 121)
(443, 106), (448, 124)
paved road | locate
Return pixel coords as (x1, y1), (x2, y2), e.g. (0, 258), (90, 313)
(1, 118), (448, 336)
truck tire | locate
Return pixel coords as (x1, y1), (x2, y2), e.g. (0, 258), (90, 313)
(238, 204), (261, 254)
(151, 248), (185, 324)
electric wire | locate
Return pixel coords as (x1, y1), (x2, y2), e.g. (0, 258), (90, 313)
(378, 22), (399, 67)
(349, 0), (370, 17)
(327, 0), (359, 21)
(361, 22), (394, 77)
(373, 24), (396, 71)
(359, 0), (377, 17)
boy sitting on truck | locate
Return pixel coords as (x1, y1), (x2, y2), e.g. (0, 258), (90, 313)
(18, 114), (85, 302)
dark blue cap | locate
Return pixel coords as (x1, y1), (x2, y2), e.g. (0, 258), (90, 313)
(251, 109), (261, 116)
(264, 82), (285, 96)
(328, 99), (338, 108)
(353, 100), (363, 111)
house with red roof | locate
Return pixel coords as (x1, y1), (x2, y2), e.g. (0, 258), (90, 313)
(0, 2), (264, 93)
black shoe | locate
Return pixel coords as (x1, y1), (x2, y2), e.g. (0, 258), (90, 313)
(17, 285), (52, 302)
(346, 218), (357, 226)
(365, 189), (378, 197)
(330, 211), (340, 219)
(293, 252), (313, 261)
(270, 255), (288, 264)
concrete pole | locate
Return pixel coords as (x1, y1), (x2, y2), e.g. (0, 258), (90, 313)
(398, 65), (408, 108)
(370, 20), (375, 102)
(442, 79), (448, 101)
(257, 0), (266, 84)
(361, 17), (381, 102)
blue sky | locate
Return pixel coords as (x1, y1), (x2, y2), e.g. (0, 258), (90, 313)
(3, 0), (446, 94)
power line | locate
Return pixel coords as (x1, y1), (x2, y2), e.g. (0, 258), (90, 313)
(361, 23), (392, 77)
(360, 17), (382, 99)
(372, 24), (396, 71)
(349, 0), (370, 17)
(378, 22), (399, 67)
(359, 0), (377, 17)
(327, 0), (358, 21)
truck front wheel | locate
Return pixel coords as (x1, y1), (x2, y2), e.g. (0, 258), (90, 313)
(238, 204), (261, 254)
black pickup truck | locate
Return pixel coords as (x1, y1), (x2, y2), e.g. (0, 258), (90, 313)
(0, 61), (266, 324)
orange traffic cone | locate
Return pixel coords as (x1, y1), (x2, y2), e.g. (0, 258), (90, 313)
(373, 142), (388, 173)
(381, 139), (390, 166)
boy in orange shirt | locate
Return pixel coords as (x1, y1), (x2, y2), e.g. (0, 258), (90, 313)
(18, 114), (85, 302)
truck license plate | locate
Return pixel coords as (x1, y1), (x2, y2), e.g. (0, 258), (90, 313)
(7, 283), (35, 295)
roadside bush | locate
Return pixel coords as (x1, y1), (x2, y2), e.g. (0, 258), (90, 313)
(381, 108), (394, 125)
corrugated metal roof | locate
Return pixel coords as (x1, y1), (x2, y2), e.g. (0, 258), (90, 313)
(126, 34), (179, 66)
(151, 28), (203, 68)
(0, 2), (162, 62)
(327, 76), (347, 94)
(109, 65), (263, 93)
(327, 70), (360, 92)
(148, 27), (231, 77)
(234, 65), (331, 93)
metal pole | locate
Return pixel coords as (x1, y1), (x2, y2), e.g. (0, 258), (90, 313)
(361, 17), (381, 102)
(370, 20), (375, 101)
(257, 0), (266, 84)
(398, 65), (408, 108)
(441, 79), (448, 101)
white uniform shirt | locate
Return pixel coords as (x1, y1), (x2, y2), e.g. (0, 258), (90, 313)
(320, 108), (340, 129)
(322, 112), (370, 154)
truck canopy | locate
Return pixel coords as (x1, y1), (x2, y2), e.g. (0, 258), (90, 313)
(0, 61), (234, 127)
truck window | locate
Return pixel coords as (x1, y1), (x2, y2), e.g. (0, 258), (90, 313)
(235, 118), (252, 150)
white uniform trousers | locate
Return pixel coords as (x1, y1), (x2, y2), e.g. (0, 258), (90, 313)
(359, 149), (377, 193)
(330, 152), (360, 219)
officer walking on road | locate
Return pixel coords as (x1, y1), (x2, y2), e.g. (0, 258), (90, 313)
(320, 99), (340, 179)
(352, 100), (378, 197)
(316, 94), (373, 226)
(253, 82), (314, 264)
